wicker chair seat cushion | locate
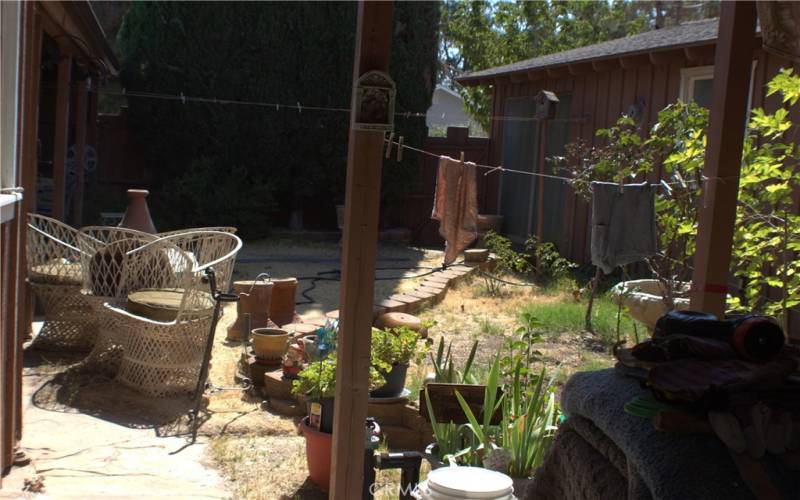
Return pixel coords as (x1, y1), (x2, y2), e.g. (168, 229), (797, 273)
(126, 289), (214, 322)
(29, 261), (82, 285)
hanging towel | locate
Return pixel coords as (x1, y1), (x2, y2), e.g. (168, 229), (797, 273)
(432, 156), (478, 265)
(591, 181), (657, 274)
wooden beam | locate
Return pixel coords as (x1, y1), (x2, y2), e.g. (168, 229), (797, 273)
(568, 63), (592, 76)
(690, 1), (757, 317)
(509, 72), (528, 84)
(52, 55), (72, 220)
(684, 44), (715, 62)
(527, 70), (546, 81)
(591, 58), (620, 72)
(19, 3), (42, 342)
(87, 81), (98, 146)
(648, 49), (682, 66)
(619, 54), (650, 70)
(72, 79), (88, 225)
(546, 66), (569, 79)
(330, 2), (393, 498)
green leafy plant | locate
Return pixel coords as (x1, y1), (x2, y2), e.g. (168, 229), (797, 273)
(291, 354), (385, 399)
(731, 68), (800, 329)
(455, 355), (560, 478)
(430, 337), (479, 384)
(424, 389), (470, 463)
(370, 327), (425, 373)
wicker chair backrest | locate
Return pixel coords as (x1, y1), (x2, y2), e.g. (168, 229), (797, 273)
(26, 214), (82, 284)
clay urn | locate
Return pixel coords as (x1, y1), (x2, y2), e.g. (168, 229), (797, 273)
(269, 278), (298, 327)
(227, 280), (274, 341)
(119, 189), (157, 233)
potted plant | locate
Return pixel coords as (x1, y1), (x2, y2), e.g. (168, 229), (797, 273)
(369, 327), (424, 398)
(293, 354), (385, 491)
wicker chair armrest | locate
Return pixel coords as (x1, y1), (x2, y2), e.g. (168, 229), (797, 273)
(103, 301), (177, 327)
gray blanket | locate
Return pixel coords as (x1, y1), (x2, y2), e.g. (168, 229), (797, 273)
(560, 368), (798, 500)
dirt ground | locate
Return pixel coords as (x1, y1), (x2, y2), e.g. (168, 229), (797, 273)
(10, 239), (614, 499)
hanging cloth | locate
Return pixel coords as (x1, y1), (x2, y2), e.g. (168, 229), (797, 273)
(432, 156), (478, 265)
(590, 181), (657, 274)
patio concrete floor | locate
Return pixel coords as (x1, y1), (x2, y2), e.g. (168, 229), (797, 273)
(1, 325), (231, 499)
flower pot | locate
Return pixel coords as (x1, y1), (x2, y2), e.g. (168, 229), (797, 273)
(370, 363), (408, 398)
(611, 279), (691, 333)
(269, 278), (298, 327)
(227, 280), (274, 341)
(301, 416), (332, 492)
(477, 214), (504, 233)
(306, 397), (335, 434)
(250, 327), (288, 360)
(119, 189), (157, 233)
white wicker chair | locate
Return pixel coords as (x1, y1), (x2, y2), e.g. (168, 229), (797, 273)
(78, 226), (159, 370)
(26, 214), (94, 351)
(108, 231), (242, 397)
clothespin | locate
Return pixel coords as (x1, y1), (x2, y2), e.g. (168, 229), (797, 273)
(660, 179), (673, 195)
(180, 92), (186, 105)
(484, 165), (503, 177)
(459, 151), (465, 165)
(385, 132), (394, 159)
(297, 102), (302, 114)
(397, 136), (404, 161)
(618, 176), (624, 194)
(275, 103), (280, 111)
(405, 111), (411, 119)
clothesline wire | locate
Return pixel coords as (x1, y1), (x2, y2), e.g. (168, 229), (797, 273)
(38, 83), (741, 187)
(41, 82), (579, 123)
(382, 137), (740, 187)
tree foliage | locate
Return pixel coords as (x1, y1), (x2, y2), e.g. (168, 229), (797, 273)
(117, 2), (438, 237)
(563, 69), (800, 330)
(439, 1), (719, 129)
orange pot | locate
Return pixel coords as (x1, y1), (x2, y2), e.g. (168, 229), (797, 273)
(301, 416), (332, 491)
(269, 278), (298, 326)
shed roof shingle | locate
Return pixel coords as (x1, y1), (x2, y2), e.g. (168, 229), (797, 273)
(458, 18), (719, 82)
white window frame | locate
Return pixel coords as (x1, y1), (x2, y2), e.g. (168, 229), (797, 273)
(680, 62), (758, 115)
(1, 1), (23, 224)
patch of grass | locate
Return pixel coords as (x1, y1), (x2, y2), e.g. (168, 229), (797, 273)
(575, 352), (615, 373)
(521, 293), (627, 346)
(477, 318), (504, 337)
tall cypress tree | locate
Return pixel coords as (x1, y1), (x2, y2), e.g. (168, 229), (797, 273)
(118, 2), (438, 238)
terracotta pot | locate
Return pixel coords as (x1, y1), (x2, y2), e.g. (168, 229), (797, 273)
(269, 278), (298, 327)
(250, 327), (289, 360)
(301, 416), (332, 492)
(119, 189), (157, 233)
(226, 280), (274, 341)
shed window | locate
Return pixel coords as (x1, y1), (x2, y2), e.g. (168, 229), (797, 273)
(680, 62), (757, 112)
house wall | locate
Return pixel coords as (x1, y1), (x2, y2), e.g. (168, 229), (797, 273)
(484, 47), (796, 265)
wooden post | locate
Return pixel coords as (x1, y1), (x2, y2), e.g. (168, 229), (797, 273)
(330, 2), (393, 498)
(72, 79), (88, 225)
(689, 2), (757, 317)
(52, 54), (72, 221)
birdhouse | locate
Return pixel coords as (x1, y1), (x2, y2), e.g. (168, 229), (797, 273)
(353, 70), (396, 132)
(534, 90), (559, 120)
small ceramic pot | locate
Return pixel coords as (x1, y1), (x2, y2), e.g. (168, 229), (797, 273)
(301, 416), (332, 492)
(250, 327), (289, 360)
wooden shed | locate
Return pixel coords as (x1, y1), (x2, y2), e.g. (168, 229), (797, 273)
(457, 18), (796, 264)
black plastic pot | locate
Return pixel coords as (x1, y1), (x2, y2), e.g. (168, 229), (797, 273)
(370, 363), (409, 398)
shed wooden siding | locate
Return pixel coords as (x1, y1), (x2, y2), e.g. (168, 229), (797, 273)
(483, 47), (793, 264)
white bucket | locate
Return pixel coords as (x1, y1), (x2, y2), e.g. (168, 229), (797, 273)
(413, 467), (517, 500)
